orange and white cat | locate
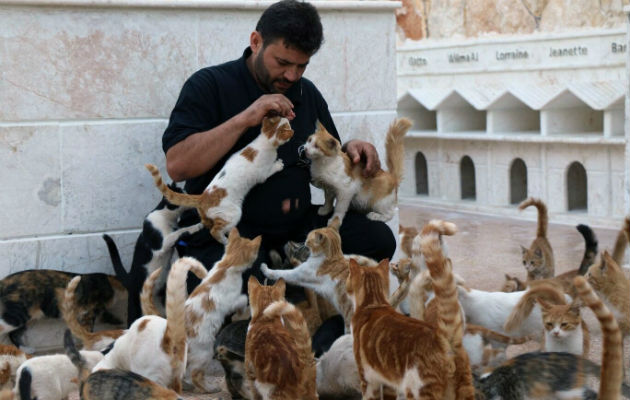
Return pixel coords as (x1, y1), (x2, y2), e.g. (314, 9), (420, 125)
(184, 228), (261, 393)
(245, 277), (317, 400)
(146, 116), (293, 244)
(347, 220), (474, 400)
(0, 345), (28, 390)
(537, 298), (590, 356)
(61, 276), (125, 352)
(304, 118), (411, 225)
(518, 197), (555, 281)
(92, 257), (192, 393)
(261, 217), (377, 332)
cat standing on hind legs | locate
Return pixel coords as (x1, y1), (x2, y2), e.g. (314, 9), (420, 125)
(518, 197), (554, 281)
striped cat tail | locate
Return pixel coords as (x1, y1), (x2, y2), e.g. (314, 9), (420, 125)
(140, 268), (162, 317)
(611, 216), (630, 266)
(518, 197), (548, 238)
(574, 275), (622, 400)
(385, 117), (412, 186)
(145, 164), (202, 208)
(503, 284), (566, 332)
(61, 276), (93, 344)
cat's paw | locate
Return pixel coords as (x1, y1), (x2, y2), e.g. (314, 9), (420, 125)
(260, 263), (275, 279)
(272, 159), (284, 172)
(318, 205), (333, 216)
(367, 212), (389, 222)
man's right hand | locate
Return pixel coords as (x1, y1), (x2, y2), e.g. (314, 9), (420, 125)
(239, 94), (295, 128)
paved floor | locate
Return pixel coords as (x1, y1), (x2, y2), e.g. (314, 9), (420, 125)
(70, 202), (628, 399)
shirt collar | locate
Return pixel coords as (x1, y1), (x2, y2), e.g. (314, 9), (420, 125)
(240, 47), (302, 106)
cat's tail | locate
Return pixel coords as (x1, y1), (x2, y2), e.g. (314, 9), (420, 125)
(141, 264), (207, 316)
(574, 274), (623, 400)
(101, 234), (130, 289)
(611, 215), (630, 266)
(0, 389), (14, 400)
(576, 224), (598, 275)
(518, 197), (548, 238)
(63, 329), (91, 390)
(145, 164), (202, 208)
(62, 276), (94, 345)
(465, 324), (530, 345)
(503, 284), (566, 332)
(385, 117), (412, 186)
(263, 300), (313, 359)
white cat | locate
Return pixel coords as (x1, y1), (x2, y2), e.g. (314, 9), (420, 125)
(316, 334), (361, 399)
(304, 118), (411, 225)
(15, 351), (103, 400)
(92, 256), (191, 393)
(146, 116), (293, 244)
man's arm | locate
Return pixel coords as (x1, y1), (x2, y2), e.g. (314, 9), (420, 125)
(166, 94), (296, 182)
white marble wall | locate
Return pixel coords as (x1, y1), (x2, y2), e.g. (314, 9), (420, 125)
(0, 0), (401, 277)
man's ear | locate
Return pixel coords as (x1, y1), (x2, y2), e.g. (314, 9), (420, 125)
(250, 31), (263, 54)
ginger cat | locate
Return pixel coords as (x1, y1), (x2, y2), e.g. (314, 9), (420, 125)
(261, 217), (377, 332)
(537, 298), (590, 356)
(92, 257), (191, 393)
(398, 224), (419, 258)
(518, 197), (554, 281)
(61, 276), (125, 352)
(245, 277), (317, 400)
(304, 118), (411, 225)
(347, 220), (474, 400)
(146, 116), (293, 244)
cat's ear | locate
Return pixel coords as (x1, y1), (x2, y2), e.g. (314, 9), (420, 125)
(520, 245), (528, 256)
(504, 274), (513, 281)
(348, 258), (360, 277)
(273, 278), (286, 298)
(328, 216), (341, 231)
(326, 138), (338, 151)
(377, 258), (390, 280)
(248, 275), (261, 294)
(399, 225), (404, 234)
(228, 227), (240, 242)
(601, 250), (618, 272)
(568, 299), (582, 314)
(533, 247), (543, 258)
(252, 235), (262, 248)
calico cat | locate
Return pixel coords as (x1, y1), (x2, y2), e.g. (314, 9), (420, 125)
(146, 116), (293, 244)
(15, 349), (103, 400)
(0, 345), (28, 390)
(245, 277), (317, 400)
(183, 228), (261, 393)
(0, 270), (126, 351)
(61, 276), (125, 352)
(261, 217), (377, 332)
(102, 181), (203, 326)
(347, 220), (474, 400)
(502, 224), (598, 294)
(92, 257), (191, 393)
(473, 276), (624, 400)
(518, 197), (555, 281)
(304, 118), (411, 225)
(64, 330), (182, 400)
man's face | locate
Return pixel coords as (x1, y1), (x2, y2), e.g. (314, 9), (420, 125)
(251, 37), (311, 94)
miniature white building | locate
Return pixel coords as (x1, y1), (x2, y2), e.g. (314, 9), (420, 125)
(397, 24), (629, 225)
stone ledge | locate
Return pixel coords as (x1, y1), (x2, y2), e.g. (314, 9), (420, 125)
(0, 0), (401, 10)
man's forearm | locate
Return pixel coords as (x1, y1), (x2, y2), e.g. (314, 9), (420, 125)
(165, 114), (250, 182)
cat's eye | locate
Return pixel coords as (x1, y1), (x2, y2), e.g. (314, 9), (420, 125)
(522, 261), (526, 266)
(545, 323), (553, 329)
(561, 323), (568, 328)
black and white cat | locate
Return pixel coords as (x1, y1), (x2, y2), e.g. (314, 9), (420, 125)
(103, 182), (202, 325)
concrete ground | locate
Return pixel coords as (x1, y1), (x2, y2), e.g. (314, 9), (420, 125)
(70, 202), (629, 399)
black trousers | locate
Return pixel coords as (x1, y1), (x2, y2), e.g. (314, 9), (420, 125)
(176, 205), (396, 297)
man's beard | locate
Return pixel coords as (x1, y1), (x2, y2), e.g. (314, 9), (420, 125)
(253, 50), (292, 94)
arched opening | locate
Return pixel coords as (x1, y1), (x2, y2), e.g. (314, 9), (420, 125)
(460, 155), (476, 200)
(510, 158), (527, 204)
(567, 162), (587, 211)
(415, 152), (429, 195)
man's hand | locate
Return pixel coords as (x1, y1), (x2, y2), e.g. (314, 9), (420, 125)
(343, 139), (381, 177)
(239, 94), (296, 128)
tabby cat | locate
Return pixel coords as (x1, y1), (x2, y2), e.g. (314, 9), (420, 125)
(245, 277), (317, 400)
(518, 197), (554, 281)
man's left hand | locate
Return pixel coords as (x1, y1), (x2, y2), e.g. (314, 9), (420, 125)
(343, 139), (381, 178)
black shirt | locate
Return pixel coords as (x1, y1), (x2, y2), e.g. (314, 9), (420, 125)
(162, 48), (339, 234)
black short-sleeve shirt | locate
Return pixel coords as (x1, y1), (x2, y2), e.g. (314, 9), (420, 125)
(162, 48), (339, 234)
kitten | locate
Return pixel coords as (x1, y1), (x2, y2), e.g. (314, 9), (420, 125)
(245, 277), (317, 400)
(146, 116), (293, 244)
(183, 228), (261, 393)
(261, 217), (377, 332)
(537, 298), (590, 356)
(316, 334), (361, 400)
(502, 224), (598, 294)
(518, 197), (555, 281)
(347, 220), (475, 400)
(304, 118), (411, 225)
(102, 182), (203, 325)
(15, 349), (103, 400)
(92, 257), (191, 393)
(0, 270), (125, 351)
(64, 330), (182, 400)
(398, 225), (419, 258)
(0, 345), (28, 390)
(61, 276), (125, 352)
(388, 258), (413, 309)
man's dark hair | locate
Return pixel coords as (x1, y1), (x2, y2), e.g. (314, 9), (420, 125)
(256, 0), (323, 55)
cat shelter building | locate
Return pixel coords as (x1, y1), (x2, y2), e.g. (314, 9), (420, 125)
(396, 8), (630, 226)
